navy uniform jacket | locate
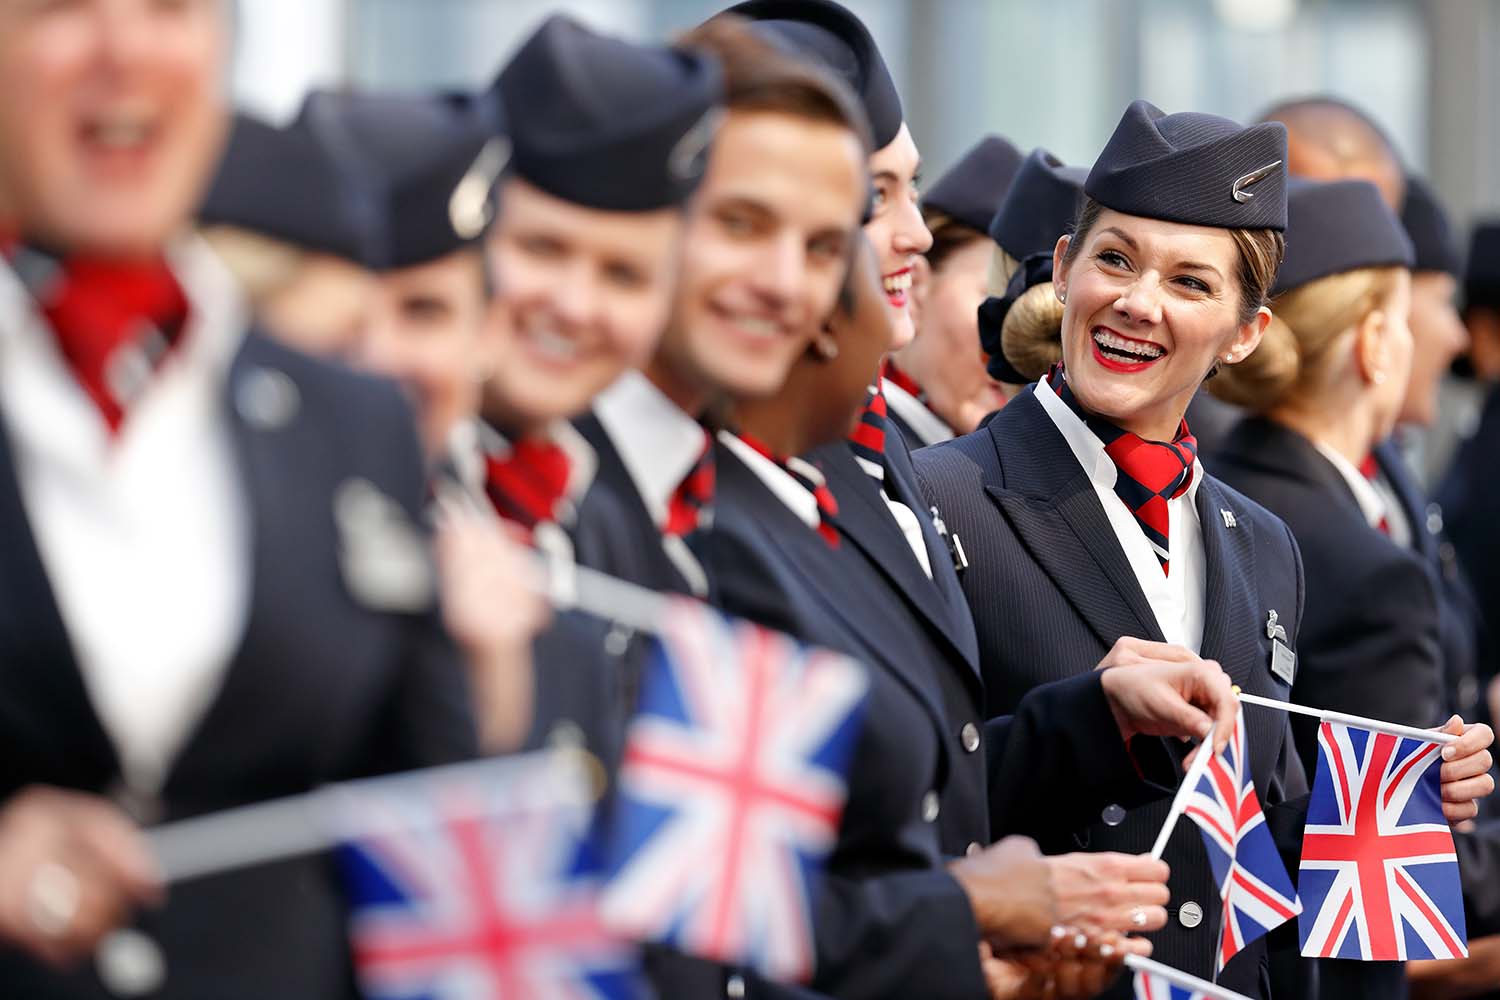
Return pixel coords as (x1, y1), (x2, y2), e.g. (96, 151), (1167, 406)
(694, 443), (1175, 999)
(913, 387), (1309, 999)
(0, 333), (477, 1000)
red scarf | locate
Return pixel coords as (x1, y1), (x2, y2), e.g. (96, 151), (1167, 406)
(737, 432), (840, 549)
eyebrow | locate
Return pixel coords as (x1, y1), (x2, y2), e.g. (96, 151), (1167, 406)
(1097, 226), (1224, 281)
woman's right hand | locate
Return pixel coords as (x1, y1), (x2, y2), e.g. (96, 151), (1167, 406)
(949, 835), (1057, 950)
(1043, 852), (1170, 936)
(0, 787), (160, 966)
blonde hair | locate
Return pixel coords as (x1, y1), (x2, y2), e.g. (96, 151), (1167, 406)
(999, 282), (1065, 381)
(1211, 266), (1404, 411)
(986, 244), (1019, 296)
(200, 224), (309, 305)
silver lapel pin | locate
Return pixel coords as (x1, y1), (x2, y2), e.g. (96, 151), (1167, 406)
(1266, 609), (1288, 643)
(1220, 508), (1238, 528)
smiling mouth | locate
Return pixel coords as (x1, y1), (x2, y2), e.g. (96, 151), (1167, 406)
(1091, 327), (1166, 372)
(883, 267), (913, 307)
(520, 324), (582, 366)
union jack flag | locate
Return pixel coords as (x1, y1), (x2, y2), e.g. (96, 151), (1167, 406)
(1182, 705), (1301, 973)
(1129, 955), (1253, 1000)
(1298, 721), (1468, 961)
(334, 752), (646, 1000)
(600, 599), (869, 983)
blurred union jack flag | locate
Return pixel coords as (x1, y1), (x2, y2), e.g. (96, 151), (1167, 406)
(1182, 705), (1300, 973)
(601, 599), (869, 983)
(335, 752), (646, 1000)
(1131, 956), (1253, 1000)
(1298, 721), (1467, 961)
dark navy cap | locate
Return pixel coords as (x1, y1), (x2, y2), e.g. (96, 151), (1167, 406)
(496, 15), (723, 212)
(723, 0), (902, 149)
(299, 90), (507, 271)
(978, 251), (1053, 383)
(988, 148), (1088, 261)
(198, 111), (373, 264)
(1400, 175), (1461, 277)
(1464, 223), (1500, 310)
(1273, 178), (1414, 297)
(1086, 100), (1288, 231)
(920, 135), (1023, 234)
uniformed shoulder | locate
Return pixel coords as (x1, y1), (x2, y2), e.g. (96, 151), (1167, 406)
(238, 328), (413, 423)
(911, 427), (996, 509)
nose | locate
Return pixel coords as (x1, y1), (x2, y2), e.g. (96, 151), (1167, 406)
(97, 0), (158, 75)
(1114, 274), (1164, 326)
(749, 231), (803, 312)
(891, 190), (932, 256)
(550, 259), (602, 330)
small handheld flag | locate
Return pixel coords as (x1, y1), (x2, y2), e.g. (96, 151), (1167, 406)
(1298, 720), (1467, 961)
(335, 751), (645, 1000)
(1182, 706), (1300, 973)
(1127, 954), (1254, 1000)
(601, 599), (869, 983)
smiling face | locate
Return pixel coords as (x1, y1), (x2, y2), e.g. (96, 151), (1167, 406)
(483, 176), (684, 433)
(1053, 208), (1269, 440)
(650, 108), (866, 413)
(863, 123), (931, 351)
(0, 0), (229, 257)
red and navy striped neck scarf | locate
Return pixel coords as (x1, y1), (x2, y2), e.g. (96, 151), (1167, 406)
(1050, 366), (1197, 574)
(663, 427), (715, 537)
(737, 432), (840, 549)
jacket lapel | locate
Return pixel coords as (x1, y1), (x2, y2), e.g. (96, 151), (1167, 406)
(1374, 439), (1435, 561)
(1194, 477), (1260, 688)
(983, 390), (1165, 648)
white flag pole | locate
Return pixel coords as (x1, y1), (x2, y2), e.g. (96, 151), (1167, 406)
(1124, 954), (1254, 1000)
(1148, 722), (1216, 860)
(1234, 689), (1459, 746)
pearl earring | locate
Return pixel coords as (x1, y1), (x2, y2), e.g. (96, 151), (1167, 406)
(813, 333), (839, 360)
(1373, 370), (1387, 386)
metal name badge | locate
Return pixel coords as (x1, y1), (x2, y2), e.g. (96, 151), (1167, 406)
(1271, 638), (1297, 686)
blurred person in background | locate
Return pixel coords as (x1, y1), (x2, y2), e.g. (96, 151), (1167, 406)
(886, 135), (1022, 445)
(0, 2), (479, 997)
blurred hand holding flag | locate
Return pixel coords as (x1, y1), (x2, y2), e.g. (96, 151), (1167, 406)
(1298, 720), (1467, 961)
(1181, 705), (1300, 973)
(600, 599), (869, 983)
(334, 750), (647, 1000)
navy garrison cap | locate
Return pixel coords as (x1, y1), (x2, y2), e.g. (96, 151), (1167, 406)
(301, 91), (506, 270)
(1086, 100), (1288, 231)
(989, 148), (1088, 261)
(1400, 176), (1462, 277)
(496, 15), (723, 212)
(1465, 223), (1500, 310)
(199, 112), (373, 264)
(1273, 179), (1413, 297)
(920, 135), (1023, 233)
(724, 0), (903, 149)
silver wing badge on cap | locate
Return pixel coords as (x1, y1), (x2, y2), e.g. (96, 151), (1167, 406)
(1232, 160), (1282, 204)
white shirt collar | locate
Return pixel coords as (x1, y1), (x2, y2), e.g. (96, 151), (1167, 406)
(594, 370), (707, 529)
(1033, 373), (1204, 505)
(1312, 439), (1388, 531)
(718, 429), (820, 531)
(882, 376), (954, 446)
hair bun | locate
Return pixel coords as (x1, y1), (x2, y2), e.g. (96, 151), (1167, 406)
(999, 282), (1065, 382)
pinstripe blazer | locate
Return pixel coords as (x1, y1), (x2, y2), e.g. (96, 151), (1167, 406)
(913, 386), (1310, 998)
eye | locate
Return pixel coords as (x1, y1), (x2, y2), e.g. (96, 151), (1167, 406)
(870, 185), (889, 212)
(399, 295), (451, 324)
(808, 233), (847, 264)
(1096, 249), (1130, 270)
(516, 233), (565, 258)
(1175, 275), (1211, 294)
(603, 260), (649, 290)
(717, 209), (757, 237)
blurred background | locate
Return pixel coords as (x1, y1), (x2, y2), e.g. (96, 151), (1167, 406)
(235, 0), (1500, 223)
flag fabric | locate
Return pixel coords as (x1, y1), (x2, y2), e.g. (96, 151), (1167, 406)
(1181, 705), (1301, 973)
(601, 599), (869, 983)
(334, 752), (646, 1000)
(1298, 720), (1468, 961)
(1129, 955), (1254, 1000)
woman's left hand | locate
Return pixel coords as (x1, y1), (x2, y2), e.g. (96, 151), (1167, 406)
(1436, 716), (1495, 824)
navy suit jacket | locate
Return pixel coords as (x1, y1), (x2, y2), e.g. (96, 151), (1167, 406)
(914, 387), (1309, 998)
(0, 332), (477, 1000)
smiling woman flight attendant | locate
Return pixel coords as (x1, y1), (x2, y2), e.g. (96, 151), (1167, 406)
(914, 101), (1304, 996)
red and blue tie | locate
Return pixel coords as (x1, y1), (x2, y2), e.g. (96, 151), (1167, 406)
(738, 433), (840, 549)
(664, 430), (715, 536)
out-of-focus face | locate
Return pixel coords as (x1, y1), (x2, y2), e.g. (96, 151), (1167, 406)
(863, 123), (931, 352)
(0, 0), (229, 257)
(1285, 142), (1405, 212)
(896, 234), (1006, 433)
(483, 176), (683, 433)
(822, 238), (896, 442)
(1401, 270), (1468, 428)
(1370, 270), (1415, 441)
(652, 108), (866, 411)
(1053, 208), (1266, 441)
(354, 249), (490, 458)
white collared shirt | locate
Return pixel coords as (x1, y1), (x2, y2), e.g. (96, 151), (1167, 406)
(719, 430), (821, 530)
(0, 237), (252, 793)
(1035, 375), (1206, 651)
(852, 449), (935, 580)
(1311, 439), (1410, 546)
(881, 376), (954, 447)
(593, 370), (710, 594)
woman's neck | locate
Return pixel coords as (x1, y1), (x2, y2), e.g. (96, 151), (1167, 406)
(1267, 391), (1381, 465)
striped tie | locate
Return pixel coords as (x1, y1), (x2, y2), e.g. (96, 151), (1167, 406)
(848, 383), (889, 487)
(738, 433), (841, 548)
(1053, 368), (1197, 574)
(664, 430), (715, 536)
(1358, 454), (1391, 535)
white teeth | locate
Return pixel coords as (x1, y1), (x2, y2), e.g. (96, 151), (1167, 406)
(1093, 329), (1164, 360)
(89, 119), (149, 149)
(736, 316), (779, 337)
(528, 329), (578, 361)
(883, 271), (912, 295)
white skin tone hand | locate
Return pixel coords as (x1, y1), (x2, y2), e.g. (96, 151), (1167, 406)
(1094, 637), (1238, 760)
